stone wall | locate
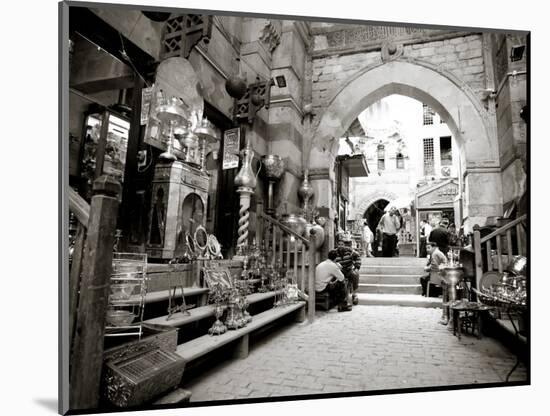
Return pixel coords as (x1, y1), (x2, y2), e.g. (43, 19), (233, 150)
(311, 32), (487, 115)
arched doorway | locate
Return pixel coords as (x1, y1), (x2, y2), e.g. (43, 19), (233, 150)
(308, 58), (503, 236)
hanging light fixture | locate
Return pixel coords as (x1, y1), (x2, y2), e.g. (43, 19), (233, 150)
(225, 58), (247, 99)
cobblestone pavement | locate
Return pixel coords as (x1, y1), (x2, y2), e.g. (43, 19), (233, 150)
(182, 306), (527, 402)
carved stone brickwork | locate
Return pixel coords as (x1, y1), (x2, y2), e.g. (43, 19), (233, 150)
(326, 26), (444, 49)
(381, 41), (404, 62)
(162, 14), (213, 59)
(259, 21), (281, 52)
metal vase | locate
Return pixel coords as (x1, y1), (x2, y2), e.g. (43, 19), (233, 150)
(298, 169), (315, 216)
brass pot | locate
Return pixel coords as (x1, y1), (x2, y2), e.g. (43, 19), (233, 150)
(281, 213), (307, 237)
(304, 222), (325, 250)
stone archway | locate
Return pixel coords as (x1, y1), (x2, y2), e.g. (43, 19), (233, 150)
(308, 57), (503, 231)
(355, 190), (399, 218)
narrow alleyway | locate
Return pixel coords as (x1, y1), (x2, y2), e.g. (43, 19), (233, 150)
(182, 305), (526, 402)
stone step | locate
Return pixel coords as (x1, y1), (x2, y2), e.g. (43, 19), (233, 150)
(356, 293), (442, 308)
(360, 257), (427, 267)
(359, 264), (426, 275)
(358, 283), (422, 295)
(359, 274), (424, 285)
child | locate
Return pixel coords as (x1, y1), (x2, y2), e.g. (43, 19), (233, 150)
(419, 242), (433, 296)
(420, 242), (447, 297)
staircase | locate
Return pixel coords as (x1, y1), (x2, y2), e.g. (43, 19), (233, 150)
(357, 256), (442, 308)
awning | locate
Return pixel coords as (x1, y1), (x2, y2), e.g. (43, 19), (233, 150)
(336, 154), (369, 177)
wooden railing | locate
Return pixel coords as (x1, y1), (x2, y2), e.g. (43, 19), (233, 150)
(473, 214), (527, 290)
(68, 187), (89, 349)
(255, 203), (317, 323)
(68, 176), (121, 410)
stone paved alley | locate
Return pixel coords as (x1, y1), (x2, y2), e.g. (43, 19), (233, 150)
(182, 305), (526, 402)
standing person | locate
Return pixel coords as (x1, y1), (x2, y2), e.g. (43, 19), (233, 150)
(362, 221), (374, 257)
(429, 218), (450, 256)
(377, 207), (402, 257)
(419, 219), (433, 258)
(334, 232), (362, 307)
(315, 249), (349, 312)
(447, 223), (459, 247)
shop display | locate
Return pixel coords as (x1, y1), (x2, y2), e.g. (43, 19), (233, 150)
(146, 161), (209, 260)
(207, 234), (223, 259)
(166, 271), (194, 321)
(208, 283), (229, 336)
(105, 253), (148, 339)
(78, 108), (131, 201)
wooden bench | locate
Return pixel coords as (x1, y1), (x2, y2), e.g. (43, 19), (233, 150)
(176, 302), (305, 362)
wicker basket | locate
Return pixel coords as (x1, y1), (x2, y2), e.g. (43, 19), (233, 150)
(104, 324), (179, 362)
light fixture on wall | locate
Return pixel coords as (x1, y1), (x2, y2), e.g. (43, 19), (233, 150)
(510, 45), (525, 62)
(274, 75), (287, 88)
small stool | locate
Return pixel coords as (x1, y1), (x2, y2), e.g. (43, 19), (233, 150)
(450, 300), (493, 339)
(315, 291), (331, 310)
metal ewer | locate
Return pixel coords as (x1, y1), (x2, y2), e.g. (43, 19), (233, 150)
(194, 117), (220, 170)
(261, 155), (285, 215)
(298, 169), (315, 218)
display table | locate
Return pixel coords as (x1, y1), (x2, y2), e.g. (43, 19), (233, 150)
(449, 300), (493, 339)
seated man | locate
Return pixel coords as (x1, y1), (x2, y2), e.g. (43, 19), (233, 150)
(334, 232), (361, 306)
(315, 249), (350, 312)
(420, 241), (447, 297)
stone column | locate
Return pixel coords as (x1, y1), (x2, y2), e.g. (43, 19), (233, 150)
(267, 20), (310, 215)
(462, 167), (503, 232)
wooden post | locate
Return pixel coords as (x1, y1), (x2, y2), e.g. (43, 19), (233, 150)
(496, 235), (503, 273)
(473, 225), (483, 294)
(486, 240), (492, 271)
(69, 223), (86, 350)
(279, 230), (284, 267)
(506, 229), (513, 264)
(70, 176), (121, 410)
(301, 244), (306, 292)
(516, 223), (523, 255)
(272, 225), (277, 266)
(308, 241), (316, 323)
(256, 202), (263, 246)
(286, 236), (291, 270)
(294, 241), (299, 283)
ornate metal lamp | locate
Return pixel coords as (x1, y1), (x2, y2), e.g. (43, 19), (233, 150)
(261, 155), (285, 216)
(155, 97), (187, 161)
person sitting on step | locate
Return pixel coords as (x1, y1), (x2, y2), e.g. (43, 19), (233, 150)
(334, 232), (361, 306)
(315, 249), (350, 312)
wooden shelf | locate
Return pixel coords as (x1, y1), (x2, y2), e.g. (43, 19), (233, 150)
(141, 287), (209, 304)
(143, 290), (283, 327)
